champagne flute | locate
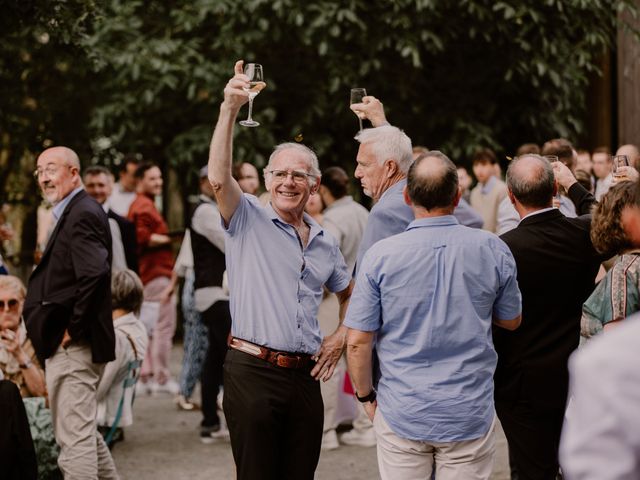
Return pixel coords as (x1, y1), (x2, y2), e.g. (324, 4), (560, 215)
(544, 155), (563, 206)
(612, 155), (629, 180)
(350, 88), (367, 133)
(239, 63), (265, 127)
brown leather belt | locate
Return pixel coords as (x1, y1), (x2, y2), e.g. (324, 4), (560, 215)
(229, 337), (314, 370)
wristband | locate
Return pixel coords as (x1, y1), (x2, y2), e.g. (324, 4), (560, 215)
(355, 388), (377, 403)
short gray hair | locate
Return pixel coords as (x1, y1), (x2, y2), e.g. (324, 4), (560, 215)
(506, 154), (555, 208)
(264, 143), (321, 187)
(111, 269), (144, 316)
(355, 125), (413, 174)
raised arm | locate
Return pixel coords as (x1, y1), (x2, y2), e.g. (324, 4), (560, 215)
(208, 60), (262, 224)
(350, 95), (389, 127)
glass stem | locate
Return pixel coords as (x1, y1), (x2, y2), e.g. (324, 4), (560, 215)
(247, 98), (254, 122)
(358, 117), (363, 132)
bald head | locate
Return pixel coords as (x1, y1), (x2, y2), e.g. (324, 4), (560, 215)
(506, 154), (554, 208)
(36, 146), (82, 205)
(407, 151), (459, 211)
(38, 146), (81, 169)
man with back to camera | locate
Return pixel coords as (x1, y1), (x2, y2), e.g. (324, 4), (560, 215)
(342, 97), (483, 446)
(345, 151), (521, 480)
(495, 155), (605, 479)
(24, 146), (118, 478)
(208, 60), (353, 480)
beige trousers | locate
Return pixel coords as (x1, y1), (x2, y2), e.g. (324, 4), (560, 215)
(374, 409), (496, 480)
(46, 343), (119, 480)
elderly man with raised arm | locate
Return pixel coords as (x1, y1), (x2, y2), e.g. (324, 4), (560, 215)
(345, 151), (521, 480)
(207, 60), (353, 480)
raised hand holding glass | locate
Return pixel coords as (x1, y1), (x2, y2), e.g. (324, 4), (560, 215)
(239, 63), (265, 127)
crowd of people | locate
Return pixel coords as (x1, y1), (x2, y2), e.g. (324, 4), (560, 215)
(2, 58), (640, 480)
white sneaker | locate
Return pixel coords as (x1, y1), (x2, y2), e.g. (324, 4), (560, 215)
(339, 427), (376, 447)
(321, 429), (339, 451)
(152, 378), (180, 395)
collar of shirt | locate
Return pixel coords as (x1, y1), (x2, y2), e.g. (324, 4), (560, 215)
(265, 201), (324, 244)
(406, 215), (460, 231)
(378, 178), (406, 204)
(52, 186), (84, 221)
(520, 206), (556, 223)
(480, 175), (497, 195)
(324, 195), (354, 212)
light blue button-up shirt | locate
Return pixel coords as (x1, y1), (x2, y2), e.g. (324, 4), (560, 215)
(224, 194), (351, 355)
(52, 186), (84, 220)
(345, 215), (521, 442)
(355, 179), (482, 273)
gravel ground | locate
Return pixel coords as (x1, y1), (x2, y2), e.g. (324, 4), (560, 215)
(111, 345), (510, 479)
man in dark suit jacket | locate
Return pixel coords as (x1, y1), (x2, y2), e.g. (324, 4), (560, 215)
(84, 165), (139, 273)
(495, 155), (604, 480)
(24, 147), (118, 478)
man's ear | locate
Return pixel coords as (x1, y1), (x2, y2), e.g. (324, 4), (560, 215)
(453, 187), (462, 207)
(403, 184), (412, 206)
(385, 159), (398, 178)
(507, 188), (516, 206)
(310, 176), (320, 194)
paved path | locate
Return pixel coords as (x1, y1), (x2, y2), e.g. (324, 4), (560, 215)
(111, 346), (510, 479)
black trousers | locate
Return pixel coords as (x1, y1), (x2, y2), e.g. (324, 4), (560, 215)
(200, 300), (232, 428)
(222, 348), (324, 480)
(0, 380), (37, 480)
(497, 400), (565, 480)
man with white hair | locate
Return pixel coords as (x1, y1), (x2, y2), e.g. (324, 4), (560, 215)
(352, 99), (482, 273)
(208, 60), (352, 480)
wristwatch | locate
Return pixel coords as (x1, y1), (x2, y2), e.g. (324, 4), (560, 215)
(355, 388), (377, 403)
(19, 359), (33, 370)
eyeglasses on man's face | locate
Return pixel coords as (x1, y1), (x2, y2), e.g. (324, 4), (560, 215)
(0, 298), (20, 312)
(267, 169), (316, 184)
(33, 164), (73, 180)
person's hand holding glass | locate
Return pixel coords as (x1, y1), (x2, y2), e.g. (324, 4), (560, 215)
(545, 155), (563, 207)
(349, 91), (388, 133)
(611, 155), (639, 184)
(239, 63), (266, 127)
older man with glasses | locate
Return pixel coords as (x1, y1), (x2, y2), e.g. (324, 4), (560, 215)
(207, 61), (353, 480)
(25, 146), (118, 479)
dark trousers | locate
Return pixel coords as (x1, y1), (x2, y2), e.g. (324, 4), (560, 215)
(497, 400), (565, 480)
(200, 300), (232, 428)
(0, 380), (37, 480)
(223, 348), (324, 480)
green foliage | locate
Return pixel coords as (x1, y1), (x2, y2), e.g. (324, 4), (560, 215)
(2, 0), (638, 180)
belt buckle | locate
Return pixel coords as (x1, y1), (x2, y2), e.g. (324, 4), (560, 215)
(275, 353), (297, 369)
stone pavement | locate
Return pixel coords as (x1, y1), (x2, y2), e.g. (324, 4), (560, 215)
(111, 345), (510, 479)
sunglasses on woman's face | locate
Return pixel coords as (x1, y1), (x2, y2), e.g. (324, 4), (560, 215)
(0, 298), (20, 312)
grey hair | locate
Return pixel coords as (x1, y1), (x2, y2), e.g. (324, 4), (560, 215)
(111, 269), (144, 316)
(263, 143), (321, 187)
(506, 154), (555, 208)
(355, 125), (413, 174)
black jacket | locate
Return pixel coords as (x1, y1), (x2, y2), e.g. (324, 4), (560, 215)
(24, 190), (115, 365)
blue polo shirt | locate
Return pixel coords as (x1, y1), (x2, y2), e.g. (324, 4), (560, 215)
(344, 215), (521, 442)
(224, 194), (351, 355)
